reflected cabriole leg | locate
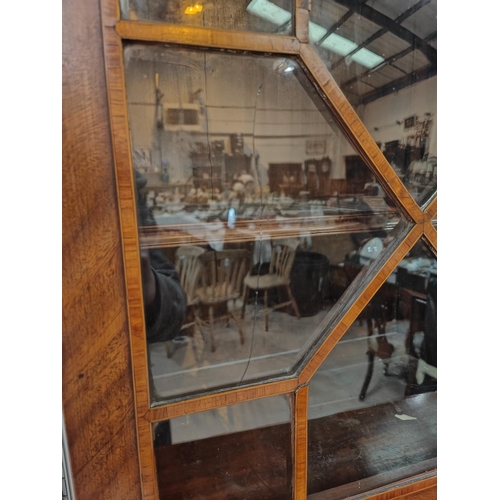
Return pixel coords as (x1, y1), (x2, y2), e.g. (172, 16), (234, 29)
(359, 316), (375, 401)
(209, 306), (216, 352)
(287, 285), (301, 319)
(241, 285), (249, 319)
(264, 289), (269, 332)
(359, 352), (375, 401)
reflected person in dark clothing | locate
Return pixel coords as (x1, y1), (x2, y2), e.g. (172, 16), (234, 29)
(135, 170), (187, 445)
(135, 170), (187, 343)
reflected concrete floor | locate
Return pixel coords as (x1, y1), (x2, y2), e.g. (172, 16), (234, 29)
(149, 303), (414, 444)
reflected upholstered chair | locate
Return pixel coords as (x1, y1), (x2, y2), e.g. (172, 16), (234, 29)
(195, 249), (250, 352)
(241, 238), (301, 332)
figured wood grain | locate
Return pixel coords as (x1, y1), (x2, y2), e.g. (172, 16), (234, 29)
(62, 0), (141, 498)
(294, 385), (309, 500)
(298, 223), (422, 385)
(308, 466), (436, 500)
(297, 44), (424, 225)
(146, 379), (298, 421)
(116, 20), (302, 53)
(101, 20), (151, 418)
(362, 475), (437, 500)
(100, 1), (159, 498)
(295, 0), (310, 42)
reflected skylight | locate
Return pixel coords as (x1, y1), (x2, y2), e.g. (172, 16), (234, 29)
(247, 0), (385, 69)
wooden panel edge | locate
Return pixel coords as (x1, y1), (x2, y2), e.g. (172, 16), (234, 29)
(294, 385), (309, 500)
(298, 224), (423, 384)
(295, 0), (310, 42)
(101, 22), (151, 417)
(100, 2), (155, 498)
(362, 474), (437, 500)
(297, 44), (424, 224)
(423, 222), (437, 253)
(115, 20), (302, 53)
(137, 417), (159, 500)
(146, 379), (298, 421)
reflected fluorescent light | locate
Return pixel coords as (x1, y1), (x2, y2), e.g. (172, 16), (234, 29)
(352, 48), (384, 68)
(247, 0), (384, 69)
(246, 0), (292, 25)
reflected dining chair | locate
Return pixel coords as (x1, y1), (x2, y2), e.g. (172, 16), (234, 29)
(241, 238), (301, 332)
(195, 249), (250, 352)
(167, 246), (206, 358)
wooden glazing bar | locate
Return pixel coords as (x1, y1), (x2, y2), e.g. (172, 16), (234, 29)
(423, 222), (437, 253)
(362, 474), (437, 500)
(146, 379), (298, 422)
(115, 21), (302, 53)
(297, 44), (424, 224)
(298, 223), (423, 385)
(101, 0), (120, 27)
(295, 0), (310, 42)
(294, 385), (309, 500)
(137, 417), (158, 500)
(101, 23), (152, 417)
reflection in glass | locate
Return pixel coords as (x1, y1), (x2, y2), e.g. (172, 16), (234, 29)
(307, 239), (437, 497)
(121, 0), (293, 35)
(124, 44), (405, 403)
(310, 0), (437, 206)
(153, 395), (292, 500)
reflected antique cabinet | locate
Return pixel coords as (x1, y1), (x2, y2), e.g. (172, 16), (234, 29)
(63, 0), (437, 499)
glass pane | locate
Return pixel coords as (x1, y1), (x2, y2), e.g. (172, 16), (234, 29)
(124, 44), (406, 403)
(310, 0), (437, 206)
(121, 0), (293, 35)
(154, 395), (292, 499)
(308, 239), (437, 497)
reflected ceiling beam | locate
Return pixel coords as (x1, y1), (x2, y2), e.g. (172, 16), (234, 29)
(341, 30), (437, 90)
(330, 0), (431, 71)
(359, 64), (436, 105)
(333, 0), (437, 65)
(315, 0), (368, 47)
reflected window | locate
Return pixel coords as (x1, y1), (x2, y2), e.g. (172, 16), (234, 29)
(310, 0), (437, 206)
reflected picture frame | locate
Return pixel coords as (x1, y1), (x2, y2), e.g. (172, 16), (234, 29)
(404, 115), (416, 129)
(306, 139), (326, 155)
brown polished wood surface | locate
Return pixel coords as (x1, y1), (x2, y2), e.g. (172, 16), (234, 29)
(155, 423), (293, 500)
(62, 0), (141, 498)
(308, 393), (437, 496)
(153, 393), (435, 500)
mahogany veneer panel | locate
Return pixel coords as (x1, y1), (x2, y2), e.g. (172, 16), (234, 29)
(62, 0), (141, 498)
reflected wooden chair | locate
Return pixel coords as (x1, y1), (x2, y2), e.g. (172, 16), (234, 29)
(195, 249), (250, 352)
(167, 246), (206, 358)
(343, 261), (397, 401)
(241, 239), (301, 332)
